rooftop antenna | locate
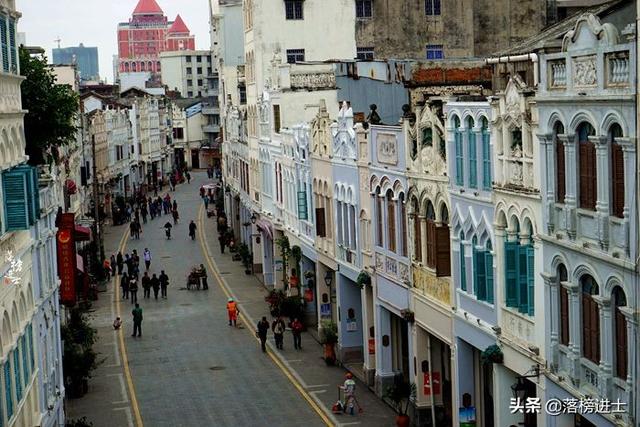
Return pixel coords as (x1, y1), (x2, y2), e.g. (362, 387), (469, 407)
(54, 37), (61, 49)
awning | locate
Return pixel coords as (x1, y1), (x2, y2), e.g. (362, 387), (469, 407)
(66, 179), (77, 195)
(76, 254), (84, 273)
(74, 225), (91, 241)
(256, 219), (273, 241)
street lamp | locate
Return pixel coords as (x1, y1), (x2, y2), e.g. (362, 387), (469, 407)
(324, 271), (333, 287)
(251, 213), (257, 224)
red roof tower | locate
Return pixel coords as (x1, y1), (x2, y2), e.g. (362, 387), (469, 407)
(168, 15), (190, 35)
(132, 0), (164, 15)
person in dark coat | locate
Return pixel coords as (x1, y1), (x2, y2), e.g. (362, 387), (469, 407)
(141, 204), (148, 223)
(151, 274), (160, 300)
(141, 272), (151, 299)
(257, 317), (270, 353)
(218, 234), (226, 253)
(117, 252), (124, 274)
(186, 171), (191, 183)
(121, 272), (129, 300)
(132, 304), (143, 337)
(199, 264), (208, 290)
(129, 275), (138, 304)
(110, 254), (117, 276)
(272, 316), (286, 350)
(159, 270), (169, 298)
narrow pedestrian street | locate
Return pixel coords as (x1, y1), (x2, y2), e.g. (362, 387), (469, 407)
(67, 173), (326, 427)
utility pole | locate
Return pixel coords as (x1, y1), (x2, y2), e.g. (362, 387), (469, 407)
(91, 133), (105, 270)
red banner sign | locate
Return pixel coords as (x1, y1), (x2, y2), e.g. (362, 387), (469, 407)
(423, 372), (441, 396)
(368, 338), (375, 355)
(57, 213), (77, 306)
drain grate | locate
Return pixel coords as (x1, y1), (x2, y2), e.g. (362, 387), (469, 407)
(209, 366), (225, 371)
(219, 271), (231, 275)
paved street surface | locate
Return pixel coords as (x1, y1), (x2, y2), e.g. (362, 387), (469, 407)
(67, 172), (396, 426)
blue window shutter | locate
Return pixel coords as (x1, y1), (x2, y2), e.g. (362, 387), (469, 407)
(4, 360), (12, 418)
(485, 251), (494, 304)
(3, 169), (29, 231)
(518, 245), (529, 314)
(459, 243), (466, 291)
(0, 16), (8, 73)
(455, 131), (463, 185)
(30, 167), (40, 223)
(504, 241), (518, 307)
(21, 335), (28, 385)
(474, 248), (486, 301)
(482, 131), (491, 189)
(526, 245), (535, 316)
(13, 350), (21, 402)
(297, 190), (308, 220)
(28, 324), (34, 371)
(8, 17), (15, 73)
(468, 130), (477, 188)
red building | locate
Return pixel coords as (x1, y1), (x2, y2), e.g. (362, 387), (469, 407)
(117, 0), (195, 75)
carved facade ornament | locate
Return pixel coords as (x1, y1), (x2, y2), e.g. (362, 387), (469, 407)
(562, 14), (620, 52)
(258, 93), (271, 138)
(290, 72), (336, 90)
(376, 132), (398, 165)
(359, 169), (369, 193)
(573, 56), (597, 87)
(504, 77), (524, 123)
(510, 161), (523, 185)
(332, 101), (356, 159)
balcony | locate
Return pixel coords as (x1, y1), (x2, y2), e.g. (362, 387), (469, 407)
(337, 245), (357, 266)
(202, 124), (220, 133)
(202, 105), (219, 115)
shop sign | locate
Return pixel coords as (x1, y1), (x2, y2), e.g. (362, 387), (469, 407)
(423, 372), (441, 396)
(320, 303), (331, 318)
(368, 338), (375, 355)
(57, 213), (77, 306)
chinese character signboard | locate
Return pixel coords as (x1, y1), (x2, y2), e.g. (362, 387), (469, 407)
(57, 213), (77, 306)
(423, 372), (441, 396)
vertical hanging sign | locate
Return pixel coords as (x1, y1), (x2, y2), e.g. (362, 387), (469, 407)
(57, 213), (77, 306)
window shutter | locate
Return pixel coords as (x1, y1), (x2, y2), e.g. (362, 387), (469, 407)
(2, 169), (29, 231)
(426, 220), (436, 268)
(556, 140), (566, 202)
(482, 132), (491, 189)
(315, 207), (325, 237)
(504, 241), (518, 307)
(413, 215), (422, 262)
(297, 191), (308, 220)
(400, 201), (407, 256)
(485, 251), (494, 303)
(579, 142), (596, 210)
(468, 131), (477, 188)
(459, 243), (466, 291)
(387, 197), (396, 252)
(435, 225), (451, 277)
(8, 17), (15, 72)
(474, 248), (486, 300)
(13, 350), (21, 402)
(591, 300), (600, 363)
(21, 336), (28, 385)
(376, 197), (383, 246)
(455, 131), (464, 185)
(611, 143), (624, 218)
(560, 286), (569, 346)
(615, 308), (627, 379)
(526, 245), (535, 316)
(582, 292), (592, 361)
(4, 360), (12, 418)
(19, 165), (40, 225)
(517, 245), (529, 314)
(0, 16), (8, 73)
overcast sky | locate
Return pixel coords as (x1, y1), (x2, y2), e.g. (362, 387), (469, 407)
(16, 0), (211, 83)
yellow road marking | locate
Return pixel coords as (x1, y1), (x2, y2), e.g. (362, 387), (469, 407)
(197, 205), (334, 427)
(114, 228), (144, 427)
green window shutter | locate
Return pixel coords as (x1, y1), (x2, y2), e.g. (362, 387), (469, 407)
(504, 241), (518, 307)
(28, 324), (34, 371)
(297, 190), (308, 220)
(455, 131), (463, 185)
(4, 360), (12, 419)
(3, 169), (29, 231)
(30, 167), (40, 223)
(459, 242), (466, 291)
(13, 350), (21, 402)
(518, 245), (529, 314)
(485, 251), (494, 304)
(0, 16), (8, 73)
(21, 335), (28, 385)
(474, 248), (486, 301)
(526, 245), (535, 316)
(482, 131), (491, 189)
(468, 130), (477, 188)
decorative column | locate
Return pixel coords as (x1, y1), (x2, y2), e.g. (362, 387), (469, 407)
(541, 272), (558, 368)
(420, 216), (427, 265)
(538, 133), (555, 233)
(494, 225), (506, 324)
(560, 134), (577, 239)
(566, 280), (581, 382)
(595, 296), (613, 398)
(592, 135), (610, 250)
(618, 138), (635, 256)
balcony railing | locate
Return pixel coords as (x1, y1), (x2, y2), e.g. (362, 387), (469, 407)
(202, 124), (220, 133)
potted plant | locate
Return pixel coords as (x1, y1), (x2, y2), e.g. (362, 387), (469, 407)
(356, 271), (371, 289)
(320, 320), (338, 366)
(481, 344), (504, 365)
(304, 270), (315, 279)
(265, 289), (286, 317)
(383, 380), (417, 427)
(238, 243), (252, 274)
(62, 308), (100, 398)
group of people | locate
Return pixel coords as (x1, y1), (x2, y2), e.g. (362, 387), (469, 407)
(256, 316), (303, 353)
(110, 249), (171, 305)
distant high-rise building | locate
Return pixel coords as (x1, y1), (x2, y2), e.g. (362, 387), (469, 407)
(117, 0), (195, 76)
(52, 43), (99, 81)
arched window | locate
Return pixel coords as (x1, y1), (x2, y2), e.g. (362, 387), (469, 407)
(459, 232), (466, 291)
(140, 62), (146, 71)
(467, 117), (477, 188)
(386, 189), (396, 252)
(412, 197), (421, 263)
(505, 220), (534, 315)
(453, 116), (463, 185)
(436, 205), (451, 277)
(349, 205), (356, 250)
(375, 187), (383, 247)
(613, 287), (627, 379)
(425, 201), (436, 268)
(481, 117), (491, 190)
(610, 123), (624, 218)
(554, 122), (566, 203)
(336, 199), (343, 245)
(124, 62), (130, 72)
(557, 264), (569, 346)
(581, 275), (600, 364)
(132, 62), (137, 72)
(473, 236), (494, 303)
(578, 122), (596, 210)
(399, 193), (407, 256)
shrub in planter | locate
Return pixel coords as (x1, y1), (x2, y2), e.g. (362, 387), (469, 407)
(280, 296), (304, 322)
(320, 320), (338, 365)
(383, 380), (416, 427)
(265, 289), (286, 317)
(481, 344), (504, 365)
(62, 308), (99, 398)
(356, 271), (371, 289)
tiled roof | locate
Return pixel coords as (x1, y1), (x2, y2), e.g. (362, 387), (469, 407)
(168, 15), (190, 34)
(133, 0), (164, 15)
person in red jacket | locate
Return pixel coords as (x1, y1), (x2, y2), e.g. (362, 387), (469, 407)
(291, 318), (303, 350)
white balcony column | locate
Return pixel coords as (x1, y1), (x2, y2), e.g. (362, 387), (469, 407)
(594, 296), (613, 398)
(560, 134), (577, 239)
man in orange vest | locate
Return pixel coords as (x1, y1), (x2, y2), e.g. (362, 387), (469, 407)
(226, 297), (238, 326)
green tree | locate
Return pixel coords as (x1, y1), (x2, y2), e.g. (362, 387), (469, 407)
(19, 47), (78, 165)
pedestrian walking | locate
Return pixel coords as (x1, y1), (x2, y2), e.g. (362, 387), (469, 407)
(272, 316), (286, 350)
(199, 264), (208, 290)
(189, 220), (197, 240)
(204, 196), (209, 210)
(227, 298), (238, 327)
(200, 186), (206, 198)
(129, 220), (136, 238)
(172, 208), (179, 224)
(125, 254), (134, 276)
(141, 272), (151, 299)
(291, 318), (303, 350)
(172, 200), (177, 212)
(103, 258), (111, 279)
(151, 274), (160, 299)
(218, 233), (226, 254)
(143, 248), (152, 270)
(186, 171), (191, 183)
(141, 205), (148, 224)
(135, 208), (140, 223)
(131, 304), (143, 337)
(110, 254), (117, 276)
(257, 317), (270, 353)
(170, 176), (176, 191)
(129, 275), (139, 304)
(126, 205), (132, 222)
(339, 373), (362, 415)
(159, 270), (169, 298)
(121, 272), (130, 300)
(117, 252), (124, 274)
(132, 250), (140, 274)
